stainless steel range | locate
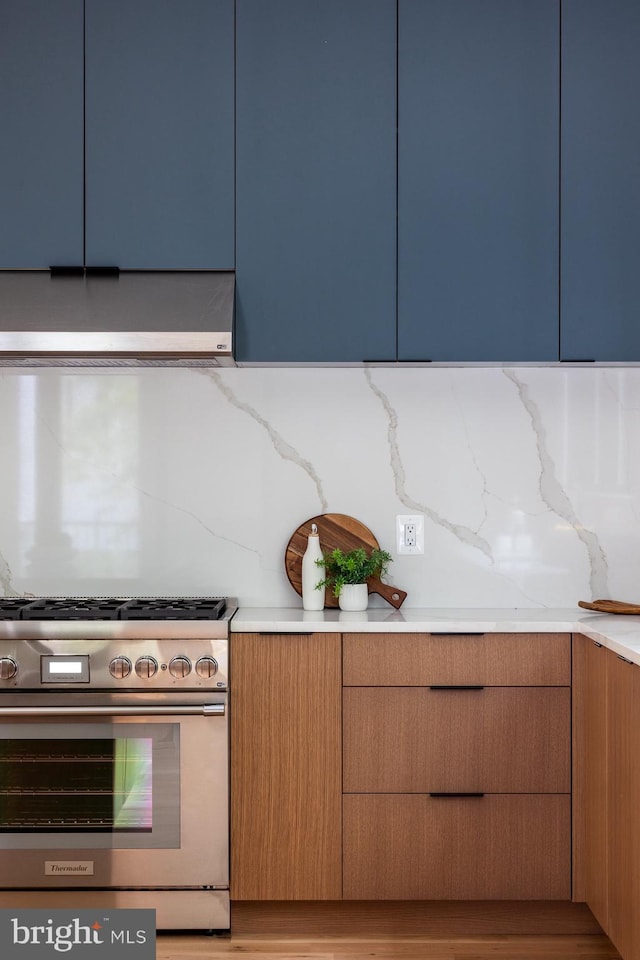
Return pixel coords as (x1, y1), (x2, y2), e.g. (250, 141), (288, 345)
(0, 596), (236, 931)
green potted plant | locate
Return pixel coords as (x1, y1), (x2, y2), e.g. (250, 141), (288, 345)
(315, 546), (392, 611)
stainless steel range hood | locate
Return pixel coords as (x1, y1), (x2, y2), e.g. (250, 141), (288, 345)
(0, 270), (235, 367)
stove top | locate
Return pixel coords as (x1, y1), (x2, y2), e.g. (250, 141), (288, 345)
(0, 597), (229, 622)
(0, 597), (234, 689)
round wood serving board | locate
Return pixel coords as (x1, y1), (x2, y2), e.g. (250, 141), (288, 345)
(285, 513), (407, 609)
(578, 599), (640, 615)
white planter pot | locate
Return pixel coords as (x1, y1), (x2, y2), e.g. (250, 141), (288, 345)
(338, 583), (369, 612)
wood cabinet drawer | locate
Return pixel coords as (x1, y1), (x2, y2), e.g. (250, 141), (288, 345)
(343, 686), (571, 793)
(343, 794), (571, 900)
(343, 633), (570, 686)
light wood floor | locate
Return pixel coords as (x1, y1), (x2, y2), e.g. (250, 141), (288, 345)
(155, 934), (621, 959)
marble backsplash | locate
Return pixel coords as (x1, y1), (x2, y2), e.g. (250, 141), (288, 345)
(1, 364), (639, 608)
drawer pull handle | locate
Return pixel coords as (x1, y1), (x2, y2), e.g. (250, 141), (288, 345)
(429, 792), (485, 798)
(429, 632), (485, 637)
(429, 685), (485, 691)
(616, 654), (634, 665)
(49, 266), (120, 277)
(85, 265), (120, 277)
(49, 265), (84, 276)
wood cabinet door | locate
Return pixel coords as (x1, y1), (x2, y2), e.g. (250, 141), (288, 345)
(577, 638), (640, 958)
(343, 794), (571, 900)
(607, 652), (636, 959)
(582, 639), (609, 931)
(398, 0), (559, 361)
(230, 632), (341, 900)
(344, 686), (570, 794)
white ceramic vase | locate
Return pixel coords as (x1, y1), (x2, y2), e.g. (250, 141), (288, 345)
(338, 583), (368, 612)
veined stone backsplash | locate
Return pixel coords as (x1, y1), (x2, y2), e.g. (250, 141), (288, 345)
(1, 365), (639, 608)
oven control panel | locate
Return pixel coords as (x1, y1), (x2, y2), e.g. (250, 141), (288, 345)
(0, 639), (228, 690)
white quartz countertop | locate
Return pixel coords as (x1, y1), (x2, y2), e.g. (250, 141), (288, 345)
(231, 606), (640, 667)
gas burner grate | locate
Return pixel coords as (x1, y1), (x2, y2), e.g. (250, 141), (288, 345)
(0, 596), (230, 621)
(0, 598), (39, 620)
(19, 598), (125, 621)
(119, 597), (227, 620)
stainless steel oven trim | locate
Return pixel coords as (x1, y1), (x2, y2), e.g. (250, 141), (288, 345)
(0, 618), (235, 641)
(0, 889), (230, 931)
(0, 704), (225, 717)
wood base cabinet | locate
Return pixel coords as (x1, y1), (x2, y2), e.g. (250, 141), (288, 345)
(230, 632), (341, 900)
(607, 651), (637, 959)
(581, 638), (609, 929)
(343, 633), (572, 901)
(576, 634), (640, 960)
(230, 630), (573, 908)
(344, 794), (571, 900)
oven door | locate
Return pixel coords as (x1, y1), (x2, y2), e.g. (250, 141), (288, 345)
(0, 696), (228, 889)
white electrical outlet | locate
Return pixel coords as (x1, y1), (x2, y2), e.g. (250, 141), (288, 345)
(396, 514), (424, 555)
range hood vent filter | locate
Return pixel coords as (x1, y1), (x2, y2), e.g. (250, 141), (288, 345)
(0, 270), (235, 367)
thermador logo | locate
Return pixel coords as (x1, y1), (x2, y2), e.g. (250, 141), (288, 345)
(44, 863), (94, 876)
(0, 909), (155, 958)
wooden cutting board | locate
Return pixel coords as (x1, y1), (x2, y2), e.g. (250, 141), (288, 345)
(285, 513), (407, 609)
(578, 599), (640, 615)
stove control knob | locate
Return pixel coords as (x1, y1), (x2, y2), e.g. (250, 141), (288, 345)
(135, 656), (158, 680)
(169, 656), (192, 679)
(195, 656), (218, 679)
(109, 656), (132, 680)
(0, 657), (18, 680)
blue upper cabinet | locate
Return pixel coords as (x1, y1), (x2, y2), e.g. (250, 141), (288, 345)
(398, 0), (559, 362)
(85, 0), (234, 269)
(1, 1), (233, 271)
(561, 1), (640, 361)
(0, 1), (84, 268)
(235, 0), (397, 363)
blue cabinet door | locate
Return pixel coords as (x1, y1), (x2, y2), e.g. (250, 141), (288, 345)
(85, 0), (234, 269)
(561, 1), (640, 361)
(235, 0), (396, 363)
(398, 0), (559, 362)
(0, 0), (83, 268)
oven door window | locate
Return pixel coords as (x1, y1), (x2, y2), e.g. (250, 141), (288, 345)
(0, 722), (180, 850)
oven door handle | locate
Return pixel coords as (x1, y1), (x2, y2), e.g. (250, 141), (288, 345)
(0, 704), (226, 718)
